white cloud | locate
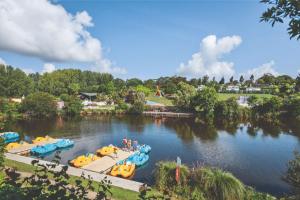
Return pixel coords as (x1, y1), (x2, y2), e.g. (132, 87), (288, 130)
(42, 63), (56, 74)
(0, 57), (6, 65)
(177, 35), (242, 79)
(92, 59), (127, 75)
(0, 0), (126, 75)
(244, 60), (279, 79)
(22, 68), (35, 75)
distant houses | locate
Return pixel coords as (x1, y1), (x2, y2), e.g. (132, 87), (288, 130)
(226, 85), (240, 92)
(224, 85), (263, 93)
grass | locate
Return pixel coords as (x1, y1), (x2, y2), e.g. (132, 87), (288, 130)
(146, 95), (174, 106)
(217, 93), (273, 101)
(2, 158), (142, 200)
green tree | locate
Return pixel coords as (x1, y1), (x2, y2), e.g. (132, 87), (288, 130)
(191, 87), (218, 118)
(174, 82), (196, 110)
(215, 97), (241, 120)
(20, 92), (57, 118)
(136, 85), (152, 96)
(250, 74), (255, 83)
(284, 151), (300, 197)
(129, 92), (145, 114)
(126, 78), (143, 87)
(219, 77), (225, 84)
(61, 94), (83, 116)
(260, 0), (300, 40)
(240, 75), (245, 84)
(230, 76), (234, 83)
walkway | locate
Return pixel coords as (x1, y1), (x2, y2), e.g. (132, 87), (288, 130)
(5, 153), (143, 192)
(82, 149), (135, 173)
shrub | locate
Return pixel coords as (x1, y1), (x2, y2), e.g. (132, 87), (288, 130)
(62, 95), (83, 116)
(20, 92), (57, 118)
(190, 167), (245, 200)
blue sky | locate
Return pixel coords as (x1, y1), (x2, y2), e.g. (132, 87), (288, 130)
(0, 0), (299, 80)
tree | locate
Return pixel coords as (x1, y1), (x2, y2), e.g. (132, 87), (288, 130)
(215, 97), (241, 120)
(250, 74), (255, 83)
(219, 77), (225, 84)
(126, 78), (143, 87)
(295, 73), (300, 92)
(239, 75), (244, 84)
(20, 92), (57, 118)
(174, 82), (196, 110)
(284, 151), (300, 196)
(61, 94), (83, 116)
(128, 92), (145, 114)
(191, 87), (217, 118)
(135, 85), (152, 96)
(202, 75), (209, 85)
(260, 0), (300, 40)
(230, 76), (234, 83)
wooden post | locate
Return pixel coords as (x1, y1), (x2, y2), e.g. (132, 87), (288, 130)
(176, 157), (181, 183)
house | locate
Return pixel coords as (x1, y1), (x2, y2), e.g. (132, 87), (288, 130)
(226, 85), (240, 92)
(197, 85), (206, 91)
(245, 87), (261, 93)
(79, 92), (97, 101)
(237, 96), (249, 107)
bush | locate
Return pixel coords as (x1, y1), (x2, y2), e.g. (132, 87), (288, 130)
(155, 161), (190, 198)
(61, 95), (83, 116)
(20, 92), (57, 118)
(191, 167), (245, 200)
(214, 97), (240, 120)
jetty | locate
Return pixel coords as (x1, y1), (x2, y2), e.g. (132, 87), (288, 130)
(7, 139), (59, 154)
(143, 111), (194, 117)
(5, 153), (143, 192)
(82, 149), (135, 173)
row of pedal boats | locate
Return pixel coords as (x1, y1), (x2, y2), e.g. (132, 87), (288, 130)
(3, 133), (74, 155)
(70, 144), (151, 179)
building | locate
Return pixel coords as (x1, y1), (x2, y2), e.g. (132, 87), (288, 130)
(245, 87), (261, 93)
(226, 85), (240, 92)
(79, 92), (97, 101)
(197, 85), (206, 91)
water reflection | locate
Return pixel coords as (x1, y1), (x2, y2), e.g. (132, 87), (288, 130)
(4, 115), (300, 197)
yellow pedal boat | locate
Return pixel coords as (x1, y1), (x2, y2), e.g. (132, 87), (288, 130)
(110, 163), (135, 178)
(32, 136), (54, 144)
(70, 154), (99, 168)
(96, 145), (118, 156)
(5, 141), (29, 151)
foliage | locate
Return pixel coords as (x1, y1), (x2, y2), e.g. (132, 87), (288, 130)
(252, 96), (283, 120)
(260, 0), (300, 40)
(136, 85), (152, 96)
(20, 92), (57, 118)
(190, 167), (245, 200)
(0, 152), (112, 200)
(284, 151), (300, 189)
(174, 82), (196, 110)
(61, 94), (83, 116)
(0, 65), (33, 97)
(153, 161), (274, 200)
(0, 138), (4, 169)
(126, 78), (143, 87)
(191, 87), (218, 118)
(215, 97), (241, 120)
(128, 92), (145, 114)
(154, 161), (191, 198)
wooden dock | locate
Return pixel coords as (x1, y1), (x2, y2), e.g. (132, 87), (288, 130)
(143, 111), (194, 117)
(5, 153), (143, 192)
(82, 149), (135, 173)
(8, 139), (59, 154)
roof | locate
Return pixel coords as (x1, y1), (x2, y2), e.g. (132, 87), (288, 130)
(79, 92), (97, 97)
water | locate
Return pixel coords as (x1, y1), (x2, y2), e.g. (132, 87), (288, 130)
(6, 116), (300, 197)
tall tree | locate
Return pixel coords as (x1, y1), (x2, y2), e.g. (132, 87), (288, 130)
(239, 75), (244, 83)
(250, 74), (255, 83)
(230, 76), (234, 83)
(260, 0), (300, 40)
(219, 77), (225, 84)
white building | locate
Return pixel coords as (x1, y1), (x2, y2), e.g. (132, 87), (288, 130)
(226, 85), (240, 92)
(246, 87), (261, 93)
(197, 85), (206, 91)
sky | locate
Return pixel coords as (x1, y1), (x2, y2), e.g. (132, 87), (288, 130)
(0, 0), (299, 80)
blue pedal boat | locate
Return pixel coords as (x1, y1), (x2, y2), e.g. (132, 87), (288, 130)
(31, 143), (57, 155)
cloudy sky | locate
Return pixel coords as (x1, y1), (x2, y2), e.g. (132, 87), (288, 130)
(0, 0), (299, 80)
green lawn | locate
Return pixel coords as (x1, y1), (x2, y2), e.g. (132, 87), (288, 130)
(146, 95), (174, 106)
(217, 93), (273, 101)
(3, 158), (145, 200)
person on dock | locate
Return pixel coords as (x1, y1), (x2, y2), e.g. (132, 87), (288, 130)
(122, 138), (128, 150)
(127, 139), (132, 151)
(133, 140), (138, 151)
(113, 146), (118, 158)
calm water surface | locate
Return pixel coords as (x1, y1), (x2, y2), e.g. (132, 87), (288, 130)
(6, 116), (300, 197)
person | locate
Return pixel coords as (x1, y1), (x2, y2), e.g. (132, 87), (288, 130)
(113, 146), (118, 158)
(122, 138), (127, 149)
(133, 140), (138, 151)
(127, 139), (132, 151)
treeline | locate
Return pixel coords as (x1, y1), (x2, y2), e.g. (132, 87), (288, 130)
(1, 64), (300, 98)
